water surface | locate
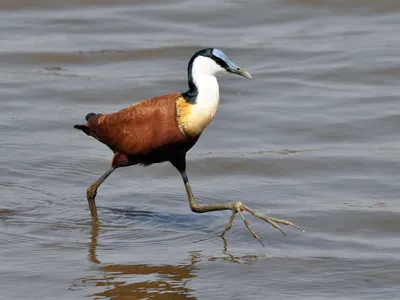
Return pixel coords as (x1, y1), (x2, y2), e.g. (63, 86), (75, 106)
(1, 0), (400, 299)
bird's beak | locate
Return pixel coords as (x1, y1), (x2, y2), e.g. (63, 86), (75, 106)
(228, 64), (254, 79)
(232, 67), (253, 79)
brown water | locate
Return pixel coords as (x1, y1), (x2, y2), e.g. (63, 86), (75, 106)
(1, 0), (400, 299)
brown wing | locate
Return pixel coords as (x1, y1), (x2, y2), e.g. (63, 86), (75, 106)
(85, 92), (185, 155)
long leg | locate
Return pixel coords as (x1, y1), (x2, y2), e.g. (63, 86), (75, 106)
(86, 166), (115, 226)
(179, 170), (302, 247)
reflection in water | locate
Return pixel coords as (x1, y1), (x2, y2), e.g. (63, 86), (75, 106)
(0, 209), (14, 215)
(81, 225), (264, 299)
(83, 224), (199, 299)
(209, 237), (267, 264)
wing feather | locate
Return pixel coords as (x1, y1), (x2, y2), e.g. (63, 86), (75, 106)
(85, 93), (184, 154)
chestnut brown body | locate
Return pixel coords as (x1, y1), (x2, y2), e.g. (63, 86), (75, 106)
(75, 92), (199, 168)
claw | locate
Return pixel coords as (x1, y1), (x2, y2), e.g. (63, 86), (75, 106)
(236, 207), (265, 247)
(219, 201), (302, 247)
(253, 212), (289, 238)
(268, 216), (304, 232)
(241, 204), (303, 238)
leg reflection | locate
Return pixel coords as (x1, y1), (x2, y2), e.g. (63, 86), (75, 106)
(80, 223), (200, 299)
(207, 236), (268, 264)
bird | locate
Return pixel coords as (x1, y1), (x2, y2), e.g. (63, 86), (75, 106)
(74, 48), (302, 246)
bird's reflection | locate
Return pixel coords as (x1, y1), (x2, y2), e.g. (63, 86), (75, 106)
(80, 222), (265, 299)
(84, 224), (199, 299)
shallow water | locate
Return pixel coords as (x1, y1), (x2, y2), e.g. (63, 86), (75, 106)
(1, 0), (400, 299)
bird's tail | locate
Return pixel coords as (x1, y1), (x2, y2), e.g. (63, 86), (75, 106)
(74, 124), (101, 141)
(74, 124), (94, 136)
(74, 112), (101, 140)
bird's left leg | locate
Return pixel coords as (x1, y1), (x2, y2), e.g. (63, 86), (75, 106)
(86, 166), (115, 226)
(179, 170), (302, 246)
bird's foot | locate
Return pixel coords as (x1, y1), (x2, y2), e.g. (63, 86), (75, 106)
(220, 201), (303, 247)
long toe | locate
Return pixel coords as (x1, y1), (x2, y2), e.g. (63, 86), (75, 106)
(241, 204), (303, 237)
(267, 216), (304, 232)
(233, 202), (265, 247)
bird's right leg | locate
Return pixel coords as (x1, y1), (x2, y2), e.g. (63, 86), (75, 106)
(86, 166), (115, 226)
(171, 156), (302, 246)
(179, 170), (302, 247)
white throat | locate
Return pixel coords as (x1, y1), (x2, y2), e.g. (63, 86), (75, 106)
(188, 56), (224, 133)
(193, 73), (220, 109)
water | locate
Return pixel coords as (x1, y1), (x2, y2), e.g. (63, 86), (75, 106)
(1, 0), (400, 299)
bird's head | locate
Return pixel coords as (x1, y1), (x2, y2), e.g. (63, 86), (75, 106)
(188, 48), (253, 79)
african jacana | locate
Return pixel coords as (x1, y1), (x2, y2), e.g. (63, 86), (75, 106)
(75, 48), (302, 246)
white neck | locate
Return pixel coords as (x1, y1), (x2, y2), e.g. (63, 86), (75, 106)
(188, 73), (220, 134)
(193, 73), (220, 107)
(191, 55), (223, 110)
(181, 56), (223, 135)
